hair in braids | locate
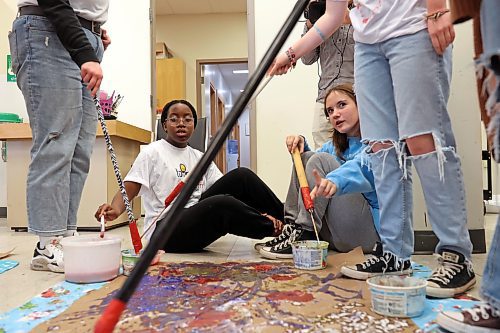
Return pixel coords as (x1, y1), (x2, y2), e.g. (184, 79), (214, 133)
(161, 99), (198, 128)
(323, 83), (357, 161)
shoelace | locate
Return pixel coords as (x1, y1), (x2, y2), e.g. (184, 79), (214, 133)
(271, 228), (300, 251)
(429, 255), (472, 284)
(466, 304), (500, 321)
(264, 224), (295, 247)
(360, 252), (405, 273)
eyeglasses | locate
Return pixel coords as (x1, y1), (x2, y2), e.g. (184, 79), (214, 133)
(167, 116), (194, 124)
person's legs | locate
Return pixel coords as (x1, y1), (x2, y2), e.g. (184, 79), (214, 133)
(159, 194), (276, 253)
(437, 2), (500, 330)
(386, 30), (474, 297)
(312, 102), (333, 149)
(259, 151), (319, 258)
(9, 16), (90, 272)
(200, 167), (284, 221)
(306, 153), (379, 253)
(340, 40), (413, 279)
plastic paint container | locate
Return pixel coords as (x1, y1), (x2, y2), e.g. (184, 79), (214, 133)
(291, 240), (329, 270)
(61, 234), (122, 283)
(121, 249), (140, 276)
(367, 276), (427, 318)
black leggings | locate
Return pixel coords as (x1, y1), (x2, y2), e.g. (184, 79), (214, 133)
(155, 168), (284, 253)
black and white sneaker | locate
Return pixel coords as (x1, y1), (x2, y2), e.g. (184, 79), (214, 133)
(426, 249), (476, 298)
(254, 223), (295, 252)
(340, 242), (412, 280)
(31, 240), (64, 273)
(259, 223), (316, 260)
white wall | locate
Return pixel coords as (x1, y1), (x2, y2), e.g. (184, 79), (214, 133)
(253, 1), (317, 199)
(100, 0), (152, 131)
(156, 13), (248, 107)
(251, 1), (484, 231)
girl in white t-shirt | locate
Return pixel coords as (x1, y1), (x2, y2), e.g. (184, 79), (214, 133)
(267, 0), (475, 299)
(96, 100), (284, 252)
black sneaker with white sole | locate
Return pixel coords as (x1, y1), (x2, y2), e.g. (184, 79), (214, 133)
(340, 242), (412, 280)
(31, 240), (64, 273)
(259, 223), (316, 259)
(426, 249), (476, 298)
(254, 223), (295, 252)
(436, 303), (500, 333)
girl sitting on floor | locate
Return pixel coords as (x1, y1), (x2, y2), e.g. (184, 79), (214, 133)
(258, 83), (380, 259)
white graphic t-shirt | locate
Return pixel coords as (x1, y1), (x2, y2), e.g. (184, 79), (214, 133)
(125, 139), (222, 240)
(349, 0), (427, 44)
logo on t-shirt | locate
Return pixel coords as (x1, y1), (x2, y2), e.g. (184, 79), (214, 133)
(176, 163), (189, 178)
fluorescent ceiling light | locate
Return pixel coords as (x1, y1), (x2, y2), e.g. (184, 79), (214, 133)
(233, 69), (248, 74)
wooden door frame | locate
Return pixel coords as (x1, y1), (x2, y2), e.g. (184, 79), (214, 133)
(195, 58), (247, 117)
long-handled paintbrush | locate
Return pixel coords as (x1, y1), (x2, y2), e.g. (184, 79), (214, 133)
(291, 148), (320, 243)
(93, 1), (310, 331)
(94, 97), (142, 254)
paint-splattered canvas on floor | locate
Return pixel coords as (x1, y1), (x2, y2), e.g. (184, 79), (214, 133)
(32, 248), (420, 333)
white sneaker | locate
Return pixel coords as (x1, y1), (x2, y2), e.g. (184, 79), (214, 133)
(31, 240), (64, 273)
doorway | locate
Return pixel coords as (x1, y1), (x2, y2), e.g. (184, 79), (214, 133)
(196, 59), (249, 173)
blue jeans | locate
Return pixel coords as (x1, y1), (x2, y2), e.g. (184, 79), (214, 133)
(480, 0), (500, 312)
(354, 29), (472, 260)
(8, 15), (104, 236)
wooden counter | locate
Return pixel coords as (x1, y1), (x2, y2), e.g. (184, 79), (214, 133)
(0, 121), (151, 231)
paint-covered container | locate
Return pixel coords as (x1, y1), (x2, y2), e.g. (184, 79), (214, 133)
(291, 240), (329, 270)
(61, 234), (122, 283)
(121, 249), (140, 276)
(367, 276), (427, 318)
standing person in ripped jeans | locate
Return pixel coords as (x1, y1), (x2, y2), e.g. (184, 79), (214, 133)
(268, 0), (476, 298)
(301, 0), (354, 149)
(437, 0), (500, 331)
(8, 0), (111, 273)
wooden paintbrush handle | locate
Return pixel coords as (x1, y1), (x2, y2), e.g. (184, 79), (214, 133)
(291, 148), (314, 210)
(292, 149), (308, 187)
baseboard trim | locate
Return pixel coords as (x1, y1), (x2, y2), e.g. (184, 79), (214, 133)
(414, 229), (486, 254)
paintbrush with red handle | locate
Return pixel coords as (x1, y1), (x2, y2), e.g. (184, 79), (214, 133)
(140, 180), (185, 239)
(291, 148), (320, 243)
(93, 2), (309, 330)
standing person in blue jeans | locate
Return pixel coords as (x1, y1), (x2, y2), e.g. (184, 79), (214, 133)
(268, 0), (475, 298)
(437, 0), (500, 331)
(8, 0), (110, 273)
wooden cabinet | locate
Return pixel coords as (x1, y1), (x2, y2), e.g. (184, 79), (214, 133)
(0, 121), (151, 231)
(156, 58), (186, 108)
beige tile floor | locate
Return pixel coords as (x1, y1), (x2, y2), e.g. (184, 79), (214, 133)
(0, 214), (497, 314)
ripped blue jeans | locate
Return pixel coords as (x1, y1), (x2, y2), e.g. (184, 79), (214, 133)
(8, 15), (104, 236)
(354, 29), (473, 260)
(479, 0), (500, 313)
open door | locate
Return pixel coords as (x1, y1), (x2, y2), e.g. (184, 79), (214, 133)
(209, 84), (227, 173)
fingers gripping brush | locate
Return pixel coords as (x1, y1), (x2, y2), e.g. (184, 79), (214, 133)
(291, 148), (320, 243)
(94, 1), (310, 332)
(93, 97), (142, 254)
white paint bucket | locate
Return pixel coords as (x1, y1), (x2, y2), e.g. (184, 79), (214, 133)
(61, 234), (122, 283)
(291, 240), (329, 270)
(367, 276), (427, 318)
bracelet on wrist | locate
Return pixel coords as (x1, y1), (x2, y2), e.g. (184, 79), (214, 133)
(285, 47), (297, 68)
(425, 9), (450, 21)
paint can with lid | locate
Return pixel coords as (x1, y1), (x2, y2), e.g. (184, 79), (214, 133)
(291, 240), (329, 270)
(367, 276), (427, 318)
